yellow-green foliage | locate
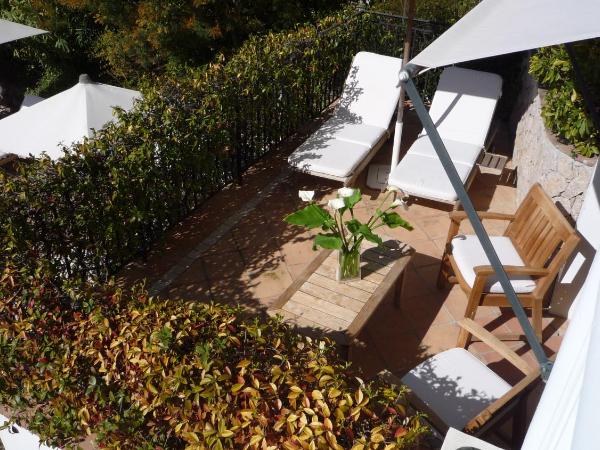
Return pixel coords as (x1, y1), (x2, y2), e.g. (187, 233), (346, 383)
(0, 9), (441, 282)
(530, 45), (600, 157)
(0, 250), (427, 449)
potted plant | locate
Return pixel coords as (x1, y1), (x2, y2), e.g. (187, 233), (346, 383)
(284, 186), (412, 281)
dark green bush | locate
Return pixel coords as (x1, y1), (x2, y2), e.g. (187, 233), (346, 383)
(372, 0), (479, 24)
(529, 45), (600, 157)
(0, 9), (443, 281)
(0, 247), (427, 449)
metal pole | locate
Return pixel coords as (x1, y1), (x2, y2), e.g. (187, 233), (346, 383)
(391, 0), (416, 170)
(400, 66), (553, 381)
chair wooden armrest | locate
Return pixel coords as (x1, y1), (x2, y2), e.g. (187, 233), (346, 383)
(466, 370), (540, 432)
(458, 318), (533, 375)
(449, 211), (516, 223)
(458, 318), (540, 432)
(473, 265), (550, 277)
(446, 212), (516, 244)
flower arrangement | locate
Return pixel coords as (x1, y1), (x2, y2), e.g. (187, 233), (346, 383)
(285, 187), (412, 280)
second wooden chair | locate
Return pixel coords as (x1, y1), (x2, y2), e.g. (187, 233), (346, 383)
(438, 183), (579, 346)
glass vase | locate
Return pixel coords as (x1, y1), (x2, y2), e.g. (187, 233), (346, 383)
(336, 248), (361, 282)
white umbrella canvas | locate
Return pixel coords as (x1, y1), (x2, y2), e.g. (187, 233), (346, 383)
(0, 18), (47, 45)
(0, 75), (141, 160)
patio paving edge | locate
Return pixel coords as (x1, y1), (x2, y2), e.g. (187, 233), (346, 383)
(148, 170), (290, 296)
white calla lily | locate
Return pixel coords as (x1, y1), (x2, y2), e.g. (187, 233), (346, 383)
(391, 197), (409, 210)
(298, 190), (315, 202)
(328, 198), (345, 210)
(337, 187), (355, 198)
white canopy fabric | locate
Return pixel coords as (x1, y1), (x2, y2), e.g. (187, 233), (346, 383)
(522, 244), (600, 450)
(0, 19), (46, 45)
(0, 77), (141, 160)
(20, 94), (45, 109)
(522, 165), (600, 450)
(0, 414), (57, 450)
(411, 0), (600, 70)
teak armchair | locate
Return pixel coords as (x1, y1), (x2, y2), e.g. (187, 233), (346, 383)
(381, 318), (539, 446)
(438, 183), (580, 346)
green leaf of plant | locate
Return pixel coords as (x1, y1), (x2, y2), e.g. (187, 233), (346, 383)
(358, 225), (382, 246)
(380, 212), (413, 230)
(343, 189), (362, 209)
(345, 219), (361, 234)
(284, 204), (332, 229)
(314, 234), (343, 250)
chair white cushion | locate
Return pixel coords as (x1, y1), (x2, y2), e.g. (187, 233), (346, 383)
(441, 427), (504, 450)
(452, 235), (536, 294)
(288, 136), (370, 179)
(318, 114), (387, 147)
(388, 153), (474, 203)
(339, 51), (403, 129)
(426, 67), (503, 148)
(402, 348), (512, 431)
(409, 135), (483, 166)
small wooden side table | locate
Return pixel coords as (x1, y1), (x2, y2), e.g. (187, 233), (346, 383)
(269, 239), (413, 357)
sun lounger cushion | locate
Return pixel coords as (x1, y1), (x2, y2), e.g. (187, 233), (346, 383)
(389, 67), (503, 203)
(388, 153), (473, 203)
(451, 235), (536, 294)
(402, 348), (511, 430)
(288, 52), (402, 180)
(337, 52), (404, 129)
(316, 116), (388, 147)
(424, 67), (503, 148)
(408, 135), (482, 166)
(289, 137), (371, 179)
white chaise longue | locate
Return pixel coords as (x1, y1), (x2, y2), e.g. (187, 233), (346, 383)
(389, 66), (503, 204)
(289, 51), (503, 203)
(288, 51), (403, 186)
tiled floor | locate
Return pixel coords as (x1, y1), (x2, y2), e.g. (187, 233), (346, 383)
(118, 109), (568, 407)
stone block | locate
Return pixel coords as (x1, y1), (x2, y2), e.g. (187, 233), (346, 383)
(513, 74), (594, 221)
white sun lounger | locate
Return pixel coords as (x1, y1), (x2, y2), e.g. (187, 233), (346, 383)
(388, 66), (503, 204)
(288, 51), (403, 186)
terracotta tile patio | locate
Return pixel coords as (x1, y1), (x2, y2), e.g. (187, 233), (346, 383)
(118, 109), (567, 396)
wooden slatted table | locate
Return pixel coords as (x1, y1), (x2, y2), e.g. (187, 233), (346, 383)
(269, 239), (412, 356)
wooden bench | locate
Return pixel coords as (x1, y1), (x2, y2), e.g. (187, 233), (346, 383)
(269, 239), (413, 356)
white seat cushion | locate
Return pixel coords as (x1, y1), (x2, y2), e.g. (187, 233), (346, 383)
(427, 67), (503, 148)
(339, 51), (403, 129)
(402, 348), (512, 431)
(318, 115), (387, 147)
(388, 153), (474, 203)
(409, 135), (483, 166)
(441, 428), (503, 450)
(288, 136), (370, 179)
(452, 235), (536, 294)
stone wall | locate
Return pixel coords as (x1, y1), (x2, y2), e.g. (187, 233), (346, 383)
(512, 72), (596, 220)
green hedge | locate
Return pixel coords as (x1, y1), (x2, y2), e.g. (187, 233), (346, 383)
(0, 248), (427, 448)
(529, 44), (600, 157)
(0, 8), (443, 281)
